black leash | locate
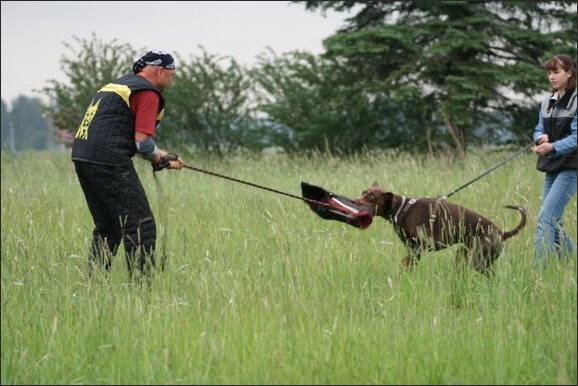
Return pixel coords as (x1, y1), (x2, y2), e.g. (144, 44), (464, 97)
(439, 141), (535, 200)
(181, 163), (332, 208)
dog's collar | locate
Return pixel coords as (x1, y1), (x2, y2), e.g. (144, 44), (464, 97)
(392, 196), (417, 228)
(393, 196), (406, 224)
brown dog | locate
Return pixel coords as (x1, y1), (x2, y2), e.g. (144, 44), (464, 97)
(356, 182), (526, 275)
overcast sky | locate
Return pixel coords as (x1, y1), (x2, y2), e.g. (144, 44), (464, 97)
(1, 1), (351, 104)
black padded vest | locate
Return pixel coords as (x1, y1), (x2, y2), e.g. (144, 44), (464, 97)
(71, 74), (165, 166)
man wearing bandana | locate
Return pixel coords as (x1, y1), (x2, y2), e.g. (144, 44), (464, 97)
(72, 49), (183, 279)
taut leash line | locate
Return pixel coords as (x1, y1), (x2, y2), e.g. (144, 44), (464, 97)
(440, 141), (535, 200)
(181, 163), (331, 208)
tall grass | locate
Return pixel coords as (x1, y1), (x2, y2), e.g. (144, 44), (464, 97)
(1, 149), (576, 384)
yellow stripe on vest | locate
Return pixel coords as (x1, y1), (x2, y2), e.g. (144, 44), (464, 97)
(99, 83), (132, 107)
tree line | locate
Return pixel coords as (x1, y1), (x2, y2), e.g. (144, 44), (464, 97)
(2, 1), (576, 157)
(1, 97), (61, 152)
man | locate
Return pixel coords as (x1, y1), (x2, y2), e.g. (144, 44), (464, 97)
(71, 49), (184, 279)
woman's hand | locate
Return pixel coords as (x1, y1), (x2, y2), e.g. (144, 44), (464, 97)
(532, 134), (555, 155)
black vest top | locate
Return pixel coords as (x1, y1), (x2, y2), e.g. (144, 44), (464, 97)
(536, 89), (577, 173)
(71, 74), (165, 166)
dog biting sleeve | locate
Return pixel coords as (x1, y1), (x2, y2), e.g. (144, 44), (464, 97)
(301, 182), (374, 229)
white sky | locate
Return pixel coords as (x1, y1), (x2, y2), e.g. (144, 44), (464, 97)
(1, 1), (350, 104)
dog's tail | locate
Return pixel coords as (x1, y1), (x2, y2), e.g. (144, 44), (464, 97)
(501, 205), (527, 241)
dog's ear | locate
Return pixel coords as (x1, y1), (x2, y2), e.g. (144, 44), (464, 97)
(383, 192), (394, 202)
(372, 181), (379, 187)
(382, 192), (394, 213)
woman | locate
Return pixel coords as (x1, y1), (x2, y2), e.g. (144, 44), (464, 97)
(531, 54), (577, 267)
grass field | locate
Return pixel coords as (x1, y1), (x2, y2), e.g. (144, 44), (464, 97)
(1, 149), (576, 384)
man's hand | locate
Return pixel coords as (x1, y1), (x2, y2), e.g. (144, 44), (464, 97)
(152, 153), (184, 171)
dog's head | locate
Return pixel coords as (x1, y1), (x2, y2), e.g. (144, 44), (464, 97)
(355, 181), (394, 217)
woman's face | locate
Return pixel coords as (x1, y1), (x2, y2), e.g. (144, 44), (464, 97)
(547, 63), (571, 92)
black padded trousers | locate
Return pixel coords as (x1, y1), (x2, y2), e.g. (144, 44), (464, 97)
(74, 161), (156, 277)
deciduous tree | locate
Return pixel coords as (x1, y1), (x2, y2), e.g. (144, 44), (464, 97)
(295, 0), (577, 156)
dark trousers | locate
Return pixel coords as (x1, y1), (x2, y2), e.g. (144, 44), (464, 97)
(74, 161), (156, 277)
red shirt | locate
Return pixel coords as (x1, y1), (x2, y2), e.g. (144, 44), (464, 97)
(130, 89), (160, 136)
